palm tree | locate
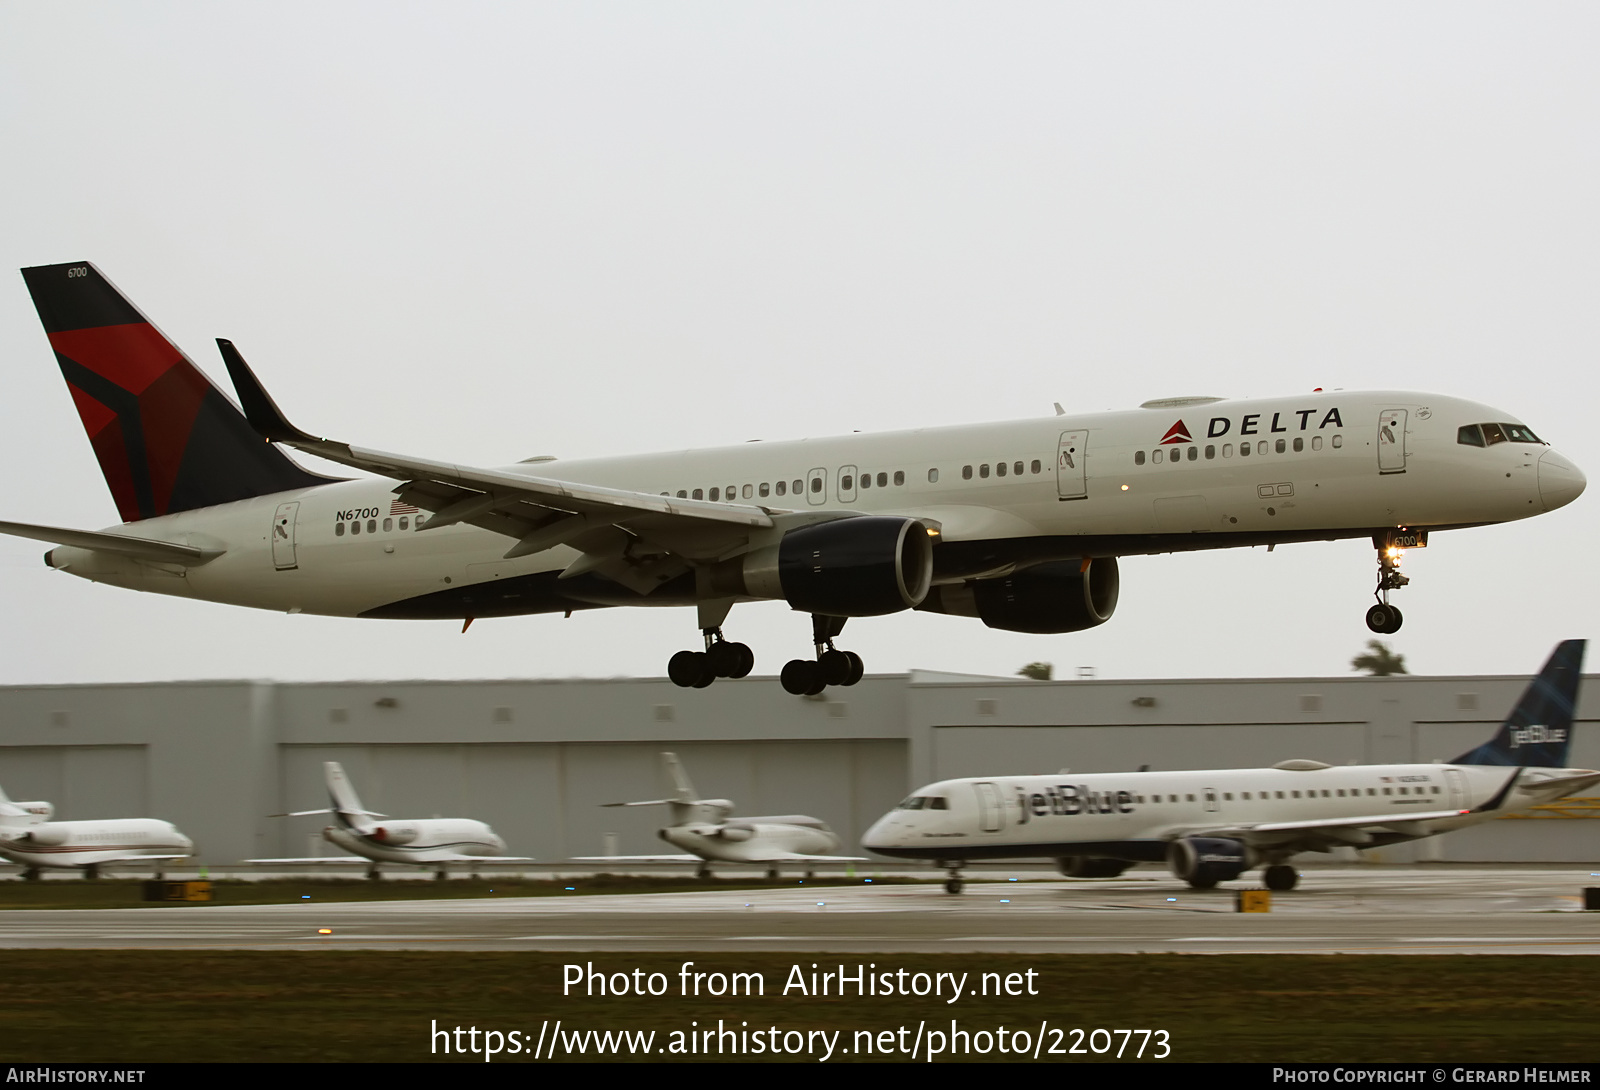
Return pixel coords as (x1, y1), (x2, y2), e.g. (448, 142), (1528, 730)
(1017, 662), (1053, 681)
(1351, 640), (1407, 676)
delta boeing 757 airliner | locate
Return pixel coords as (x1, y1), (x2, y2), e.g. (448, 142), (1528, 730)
(5, 262), (1586, 696)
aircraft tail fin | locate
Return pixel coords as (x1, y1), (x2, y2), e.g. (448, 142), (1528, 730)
(19, 262), (336, 523)
(1452, 640), (1585, 767)
(323, 762), (369, 817)
(660, 752), (699, 804)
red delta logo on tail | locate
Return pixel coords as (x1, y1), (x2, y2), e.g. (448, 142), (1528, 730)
(1160, 420), (1193, 445)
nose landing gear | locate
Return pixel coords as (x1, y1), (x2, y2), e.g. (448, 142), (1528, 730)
(1364, 532), (1414, 634)
(780, 615), (865, 696)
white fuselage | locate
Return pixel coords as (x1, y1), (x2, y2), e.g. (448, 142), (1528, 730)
(41, 391), (1583, 620)
(323, 817), (506, 865)
(661, 817), (841, 863)
(0, 818), (193, 870)
(862, 763), (1598, 863)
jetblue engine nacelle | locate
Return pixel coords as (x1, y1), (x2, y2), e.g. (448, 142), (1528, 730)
(920, 557), (1119, 634)
(1166, 836), (1252, 889)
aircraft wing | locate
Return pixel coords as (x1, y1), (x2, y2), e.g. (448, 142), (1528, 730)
(0, 520), (221, 565)
(571, 854), (702, 863)
(243, 856), (369, 865)
(739, 852), (870, 863)
(221, 341), (788, 571)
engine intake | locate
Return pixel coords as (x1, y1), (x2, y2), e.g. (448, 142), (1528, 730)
(920, 557), (1119, 634)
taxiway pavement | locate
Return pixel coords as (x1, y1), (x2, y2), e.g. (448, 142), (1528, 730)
(2, 867), (1597, 954)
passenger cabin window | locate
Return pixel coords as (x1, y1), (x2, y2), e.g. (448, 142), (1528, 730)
(962, 465), (973, 480)
(979, 464), (990, 478)
(928, 468), (939, 483)
(335, 522), (345, 537)
(996, 462), (1006, 477)
(892, 471), (904, 485)
(775, 481), (786, 496)
(1135, 451), (1146, 465)
(759, 483), (769, 497)
(1030, 460), (1041, 474)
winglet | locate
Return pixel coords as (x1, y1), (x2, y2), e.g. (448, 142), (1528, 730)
(216, 339), (320, 445)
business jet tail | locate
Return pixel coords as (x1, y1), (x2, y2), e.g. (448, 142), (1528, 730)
(1452, 640), (1585, 767)
(19, 261), (336, 523)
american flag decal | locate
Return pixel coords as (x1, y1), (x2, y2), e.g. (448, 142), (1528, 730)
(390, 499), (420, 515)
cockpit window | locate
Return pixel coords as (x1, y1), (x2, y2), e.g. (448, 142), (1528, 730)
(1457, 425), (1484, 447)
(897, 796), (925, 810)
(1480, 423), (1506, 445)
(1501, 423), (1542, 444)
(927, 796), (948, 810)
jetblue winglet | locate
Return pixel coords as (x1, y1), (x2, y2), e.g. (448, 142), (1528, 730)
(1452, 640), (1585, 768)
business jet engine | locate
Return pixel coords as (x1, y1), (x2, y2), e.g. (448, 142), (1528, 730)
(711, 516), (935, 617)
(370, 825), (419, 846)
(14, 826), (70, 847)
(1166, 836), (1251, 889)
(919, 557), (1119, 634)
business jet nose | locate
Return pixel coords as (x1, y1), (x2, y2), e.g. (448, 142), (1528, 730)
(1539, 450), (1586, 511)
(861, 814), (896, 851)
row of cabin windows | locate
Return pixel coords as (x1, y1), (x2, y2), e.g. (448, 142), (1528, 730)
(666, 470), (911, 502)
(1457, 422), (1544, 447)
(335, 516), (425, 537)
(1133, 435), (1343, 466)
(961, 459), (1044, 481)
(1134, 784), (1441, 803)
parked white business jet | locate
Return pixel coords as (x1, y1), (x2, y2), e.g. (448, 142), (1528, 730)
(0, 782), (193, 879)
(578, 751), (861, 878)
(10, 263), (1587, 695)
(250, 761), (524, 878)
(864, 641), (1595, 893)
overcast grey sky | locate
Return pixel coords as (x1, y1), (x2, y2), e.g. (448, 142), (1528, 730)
(0, 3), (1595, 685)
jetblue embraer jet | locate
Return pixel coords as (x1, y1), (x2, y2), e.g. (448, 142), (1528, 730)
(8, 262), (1587, 695)
(863, 641), (1593, 893)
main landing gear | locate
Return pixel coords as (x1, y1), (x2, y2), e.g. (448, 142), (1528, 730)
(1364, 533), (1411, 634)
(668, 627), (755, 689)
(942, 862), (965, 895)
(1263, 864), (1299, 891)
(780, 615), (865, 696)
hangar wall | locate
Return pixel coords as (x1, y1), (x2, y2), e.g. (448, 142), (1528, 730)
(0, 668), (1592, 867)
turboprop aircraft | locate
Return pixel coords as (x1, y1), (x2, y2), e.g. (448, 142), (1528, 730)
(249, 761), (525, 879)
(577, 751), (862, 879)
(0, 782), (193, 879)
(863, 640), (1594, 893)
(10, 262), (1587, 696)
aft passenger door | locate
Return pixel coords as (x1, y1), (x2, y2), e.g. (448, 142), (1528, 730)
(1378, 410), (1408, 474)
(272, 502), (300, 571)
(1057, 430), (1088, 500)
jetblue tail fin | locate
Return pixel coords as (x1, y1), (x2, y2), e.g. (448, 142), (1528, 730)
(20, 262), (335, 523)
(1452, 640), (1586, 767)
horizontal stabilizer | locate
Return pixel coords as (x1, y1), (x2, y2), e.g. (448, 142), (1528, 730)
(0, 519), (219, 565)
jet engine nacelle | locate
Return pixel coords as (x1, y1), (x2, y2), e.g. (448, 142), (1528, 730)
(717, 824), (755, 842)
(1056, 856), (1132, 879)
(1166, 837), (1252, 888)
(918, 557), (1119, 634)
(713, 517), (934, 617)
(371, 824), (419, 846)
(19, 825), (70, 846)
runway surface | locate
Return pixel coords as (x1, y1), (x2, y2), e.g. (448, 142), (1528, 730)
(3, 867), (1599, 954)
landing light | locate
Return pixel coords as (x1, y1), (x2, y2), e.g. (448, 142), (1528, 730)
(1120, 485), (1129, 491)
